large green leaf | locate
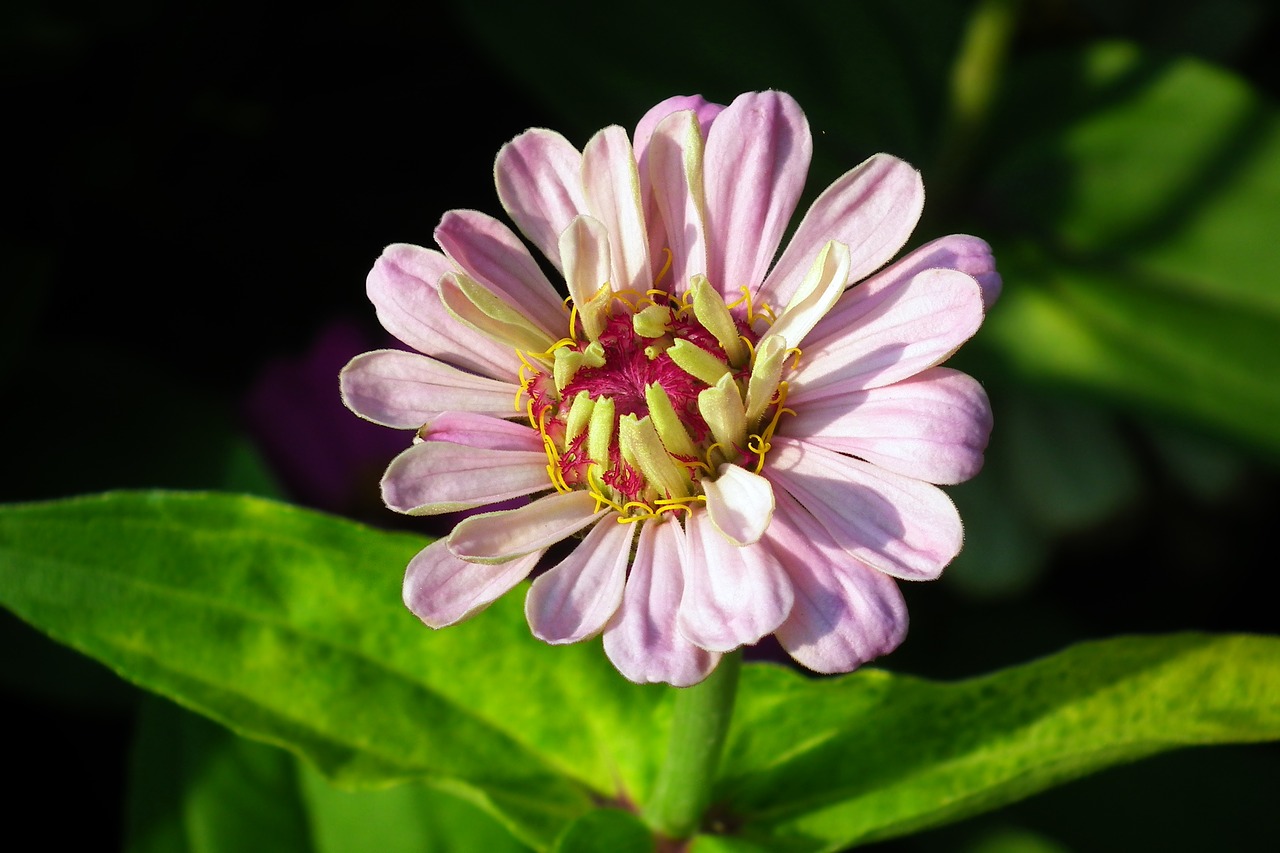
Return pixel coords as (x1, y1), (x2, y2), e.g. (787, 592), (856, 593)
(0, 491), (667, 850)
(979, 43), (1280, 456)
(713, 633), (1280, 851)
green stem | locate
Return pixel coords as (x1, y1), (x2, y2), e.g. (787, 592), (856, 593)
(933, 0), (1021, 212)
(643, 650), (743, 840)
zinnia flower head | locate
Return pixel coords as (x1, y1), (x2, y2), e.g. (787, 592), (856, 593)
(341, 91), (998, 686)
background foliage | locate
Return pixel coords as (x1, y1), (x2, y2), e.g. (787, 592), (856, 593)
(4, 0), (1278, 849)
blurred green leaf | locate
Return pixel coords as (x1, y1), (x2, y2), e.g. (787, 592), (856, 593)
(0, 492), (667, 850)
(551, 809), (654, 853)
(126, 697), (312, 853)
(454, 0), (963, 168)
(981, 43), (1280, 456)
(127, 697), (532, 853)
(718, 634), (1280, 851)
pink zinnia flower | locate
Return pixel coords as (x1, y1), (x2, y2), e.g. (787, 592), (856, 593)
(341, 91), (997, 686)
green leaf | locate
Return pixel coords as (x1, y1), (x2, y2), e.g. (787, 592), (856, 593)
(551, 809), (654, 853)
(0, 491), (667, 851)
(980, 43), (1280, 457)
(714, 633), (1280, 852)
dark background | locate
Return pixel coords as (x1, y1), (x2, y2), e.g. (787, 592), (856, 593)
(4, 1), (1278, 850)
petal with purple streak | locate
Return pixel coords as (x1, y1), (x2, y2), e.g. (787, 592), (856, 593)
(767, 437), (963, 581)
(340, 349), (521, 427)
(782, 367), (992, 485)
(526, 513), (634, 644)
(494, 129), (588, 272)
(677, 509), (794, 652)
(604, 520), (719, 687)
(382, 441), (550, 515)
(766, 489), (909, 673)
(403, 539), (544, 628)
(759, 154), (924, 309)
(703, 91), (811, 300)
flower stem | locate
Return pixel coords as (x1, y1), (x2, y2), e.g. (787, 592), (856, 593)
(644, 650), (743, 840)
(933, 0), (1021, 212)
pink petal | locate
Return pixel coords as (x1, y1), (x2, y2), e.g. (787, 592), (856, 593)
(634, 97), (720, 285)
(788, 268), (984, 397)
(403, 538), (543, 628)
(381, 441), (550, 515)
(633, 95), (723, 166)
(604, 520), (719, 687)
(494, 129), (588, 272)
(434, 210), (570, 337)
(646, 109), (709, 294)
(365, 244), (520, 379)
(526, 514), (635, 644)
(420, 412), (544, 452)
(560, 215), (614, 315)
(903, 234), (1002, 309)
(758, 154), (924, 309)
(448, 490), (606, 563)
(340, 349), (521, 427)
(702, 463), (775, 546)
(676, 509), (794, 653)
(581, 125), (652, 293)
(766, 489), (908, 673)
(781, 367), (992, 485)
(703, 91), (812, 300)
(767, 437), (963, 581)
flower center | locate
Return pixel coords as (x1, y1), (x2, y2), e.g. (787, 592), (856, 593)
(518, 280), (795, 522)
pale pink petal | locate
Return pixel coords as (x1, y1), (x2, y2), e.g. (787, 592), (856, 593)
(646, 109), (709, 294)
(904, 234), (1002, 308)
(403, 539), (543, 628)
(633, 95), (723, 165)
(448, 490), (606, 563)
(560, 215), (613, 312)
(766, 490), (908, 673)
(340, 349), (521, 427)
(703, 463), (775, 546)
(676, 509), (794, 652)
(526, 514), (635, 644)
(758, 154), (924, 309)
(781, 367), (992, 484)
(438, 272), (557, 353)
(604, 520), (719, 687)
(581, 125), (652, 293)
(635, 96), (722, 278)
(365, 243), (520, 378)
(420, 412), (544, 452)
(434, 210), (570, 336)
(381, 441), (550, 515)
(788, 268), (985, 397)
(494, 129), (588, 272)
(704, 91), (812, 300)
(767, 437), (963, 581)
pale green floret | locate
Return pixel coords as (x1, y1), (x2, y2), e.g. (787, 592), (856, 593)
(698, 374), (749, 462)
(619, 415), (692, 499)
(576, 286), (614, 343)
(669, 339), (732, 386)
(744, 334), (787, 427)
(564, 390), (595, 444)
(587, 396), (616, 467)
(632, 303), (671, 338)
(690, 275), (747, 367)
(553, 340), (606, 391)
(644, 383), (699, 458)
